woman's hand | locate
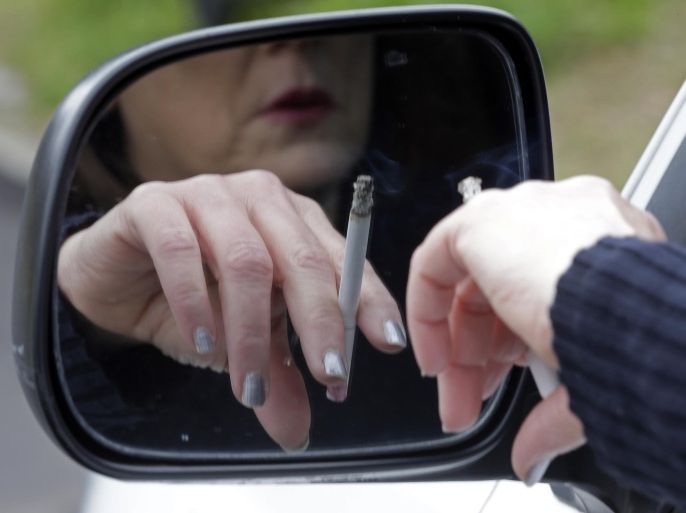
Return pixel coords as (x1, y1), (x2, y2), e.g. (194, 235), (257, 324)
(58, 170), (405, 451)
(406, 176), (666, 481)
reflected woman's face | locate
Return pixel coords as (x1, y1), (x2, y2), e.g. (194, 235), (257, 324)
(118, 36), (373, 189)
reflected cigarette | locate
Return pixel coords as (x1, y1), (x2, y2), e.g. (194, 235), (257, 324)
(457, 176), (560, 486)
(331, 175), (373, 402)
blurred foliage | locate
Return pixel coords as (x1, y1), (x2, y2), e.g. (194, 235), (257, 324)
(0, 0), (660, 117)
(237, 0), (657, 71)
(0, 0), (192, 115)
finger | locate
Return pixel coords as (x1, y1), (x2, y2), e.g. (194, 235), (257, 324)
(449, 278), (495, 366)
(481, 361), (511, 400)
(511, 386), (586, 485)
(290, 193), (406, 353)
(241, 173), (346, 389)
(616, 199), (667, 241)
(124, 188), (219, 365)
(253, 290), (311, 452)
(490, 319), (528, 364)
(188, 198), (272, 409)
(438, 364), (485, 433)
(407, 217), (467, 376)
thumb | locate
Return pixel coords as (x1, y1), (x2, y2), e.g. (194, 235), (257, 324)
(512, 386), (586, 485)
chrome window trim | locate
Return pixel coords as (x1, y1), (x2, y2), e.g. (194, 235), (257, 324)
(623, 79), (686, 207)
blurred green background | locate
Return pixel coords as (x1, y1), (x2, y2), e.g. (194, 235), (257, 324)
(1, 0), (685, 186)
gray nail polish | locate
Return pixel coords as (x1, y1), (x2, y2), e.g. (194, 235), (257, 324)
(284, 436), (310, 454)
(326, 384), (348, 402)
(524, 458), (552, 487)
(242, 372), (266, 408)
(194, 327), (215, 355)
(323, 351), (347, 379)
(383, 320), (407, 348)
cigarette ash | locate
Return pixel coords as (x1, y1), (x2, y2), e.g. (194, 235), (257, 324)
(352, 175), (374, 216)
(457, 176), (482, 203)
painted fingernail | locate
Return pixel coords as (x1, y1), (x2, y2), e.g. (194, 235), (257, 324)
(323, 350), (347, 379)
(383, 320), (407, 348)
(284, 436), (310, 454)
(326, 384), (348, 402)
(241, 372), (266, 408)
(524, 458), (552, 487)
(194, 327), (215, 355)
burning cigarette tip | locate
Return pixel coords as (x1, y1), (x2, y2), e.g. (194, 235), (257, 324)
(352, 175), (374, 215)
(457, 176), (482, 204)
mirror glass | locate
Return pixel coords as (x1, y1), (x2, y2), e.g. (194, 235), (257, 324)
(56, 28), (528, 459)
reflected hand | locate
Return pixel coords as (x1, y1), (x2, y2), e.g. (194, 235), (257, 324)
(406, 176), (665, 481)
(58, 170), (405, 451)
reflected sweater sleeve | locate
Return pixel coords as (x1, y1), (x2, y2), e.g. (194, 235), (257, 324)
(551, 236), (686, 508)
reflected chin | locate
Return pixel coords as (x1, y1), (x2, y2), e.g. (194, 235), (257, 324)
(251, 142), (364, 190)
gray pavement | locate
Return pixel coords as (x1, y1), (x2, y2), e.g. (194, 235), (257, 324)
(0, 62), (87, 512)
(0, 180), (87, 512)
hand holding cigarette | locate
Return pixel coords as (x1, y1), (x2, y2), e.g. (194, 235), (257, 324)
(58, 170), (408, 450)
(457, 176), (560, 484)
(406, 176), (661, 484)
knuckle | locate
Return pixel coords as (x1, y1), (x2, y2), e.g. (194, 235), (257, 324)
(230, 331), (268, 352)
(168, 282), (204, 309)
(128, 181), (166, 205)
(297, 194), (324, 220)
(156, 229), (199, 260)
(306, 302), (341, 329)
(577, 175), (614, 194)
(126, 182), (170, 217)
(289, 244), (332, 274)
(645, 212), (667, 240)
(220, 242), (273, 279)
(185, 173), (221, 191)
(243, 169), (283, 191)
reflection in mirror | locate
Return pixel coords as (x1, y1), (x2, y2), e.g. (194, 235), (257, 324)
(56, 29), (527, 458)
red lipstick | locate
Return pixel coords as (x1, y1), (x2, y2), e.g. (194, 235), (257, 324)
(262, 87), (335, 125)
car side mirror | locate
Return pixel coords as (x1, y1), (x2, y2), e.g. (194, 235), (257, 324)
(12, 6), (652, 512)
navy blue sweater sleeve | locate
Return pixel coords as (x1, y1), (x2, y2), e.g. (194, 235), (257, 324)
(551, 236), (686, 508)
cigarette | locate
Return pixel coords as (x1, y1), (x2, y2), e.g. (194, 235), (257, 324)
(457, 175), (560, 486)
(333, 175), (373, 402)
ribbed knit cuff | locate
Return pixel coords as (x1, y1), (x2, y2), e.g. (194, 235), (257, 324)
(551, 236), (686, 508)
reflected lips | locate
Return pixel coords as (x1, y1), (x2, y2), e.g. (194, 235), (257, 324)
(262, 88), (335, 125)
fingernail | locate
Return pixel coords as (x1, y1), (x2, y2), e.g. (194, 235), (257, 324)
(524, 458), (552, 487)
(194, 327), (215, 355)
(323, 350), (347, 379)
(241, 372), (266, 408)
(383, 320), (407, 348)
(284, 436), (310, 454)
(420, 369), (435, 378)
(502, 343), (527, 362)
(326, 384), (348, 402)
